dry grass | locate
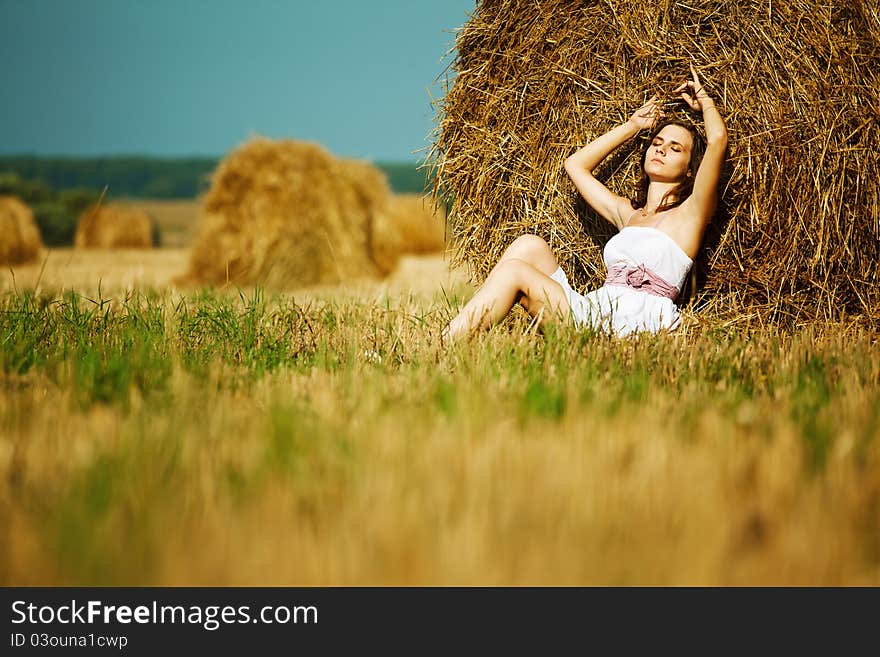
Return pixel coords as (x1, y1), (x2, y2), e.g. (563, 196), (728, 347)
(0, 248), (190, 294)
(1, 294), (878, 586)
(0, 248), (468, 301)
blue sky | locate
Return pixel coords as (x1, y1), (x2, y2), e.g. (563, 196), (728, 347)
(0, 0), (475, 161)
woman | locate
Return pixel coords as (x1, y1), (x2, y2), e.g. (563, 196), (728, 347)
(442, 65), (728, 341)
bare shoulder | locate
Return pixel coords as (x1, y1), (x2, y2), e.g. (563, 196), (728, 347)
(662, 203), (709, 260)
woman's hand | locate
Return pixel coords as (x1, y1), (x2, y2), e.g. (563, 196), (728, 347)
(675, 64), (714, 111)
(627, 95), (665, 131)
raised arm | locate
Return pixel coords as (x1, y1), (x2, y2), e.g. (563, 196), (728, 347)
(677, 65), (728, 225)
(564, 97), (665, 230)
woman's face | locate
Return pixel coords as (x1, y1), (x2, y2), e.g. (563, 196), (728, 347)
(643, 124), (693, 183)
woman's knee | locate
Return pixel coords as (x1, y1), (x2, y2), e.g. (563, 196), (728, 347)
(502, 234), (557, 274)
(507, 234), (549, 257)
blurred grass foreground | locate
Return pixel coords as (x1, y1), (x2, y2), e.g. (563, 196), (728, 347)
(1, 287), (879, 585)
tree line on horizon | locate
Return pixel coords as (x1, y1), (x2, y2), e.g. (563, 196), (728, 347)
(0, 156), (431, 199)
(0, 157), (434, 247)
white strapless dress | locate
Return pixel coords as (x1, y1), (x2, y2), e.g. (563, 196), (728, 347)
(550, 226), (694, 336)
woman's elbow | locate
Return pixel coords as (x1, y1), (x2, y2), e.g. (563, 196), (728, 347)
(564, 156), (589, 176)
(707, 129), (728, 147)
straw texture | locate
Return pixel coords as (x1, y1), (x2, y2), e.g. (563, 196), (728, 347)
(186, 139), (391, 288)
(429, 0), (880, 322)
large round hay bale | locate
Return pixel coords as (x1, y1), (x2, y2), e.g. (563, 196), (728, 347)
(336, 158), (400, 277)
(75, 204), (153, 248)
(430, 0), (880, 322)
(186, 138), (397, 288)
(387, 194), (447, 255)
(0, 196), (43, 265)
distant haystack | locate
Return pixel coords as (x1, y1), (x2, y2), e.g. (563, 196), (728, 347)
(387, 194), (447, 255)
(75, 204), (153, 248)
(0, 196), (43, 265)
(186, 138), (396, 288)
(337, 158), (402, 276)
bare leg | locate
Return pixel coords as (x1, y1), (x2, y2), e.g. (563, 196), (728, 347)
(488, 234), (560, 278)
(442, 258), (571, 343)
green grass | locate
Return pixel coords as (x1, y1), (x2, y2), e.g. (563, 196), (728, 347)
(1, 287), (879, 585)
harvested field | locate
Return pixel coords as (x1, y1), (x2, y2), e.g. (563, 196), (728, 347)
(0, 248), (190, 293)
(117, 197), (203, 248)
(1, 281), (878, 586)
(1, 204), (878, 586)
(0, 248), (468, 299)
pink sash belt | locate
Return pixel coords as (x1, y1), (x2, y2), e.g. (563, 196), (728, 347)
(603, 263), (679, 301)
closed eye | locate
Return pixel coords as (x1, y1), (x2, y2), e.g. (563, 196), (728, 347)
(654, 136), (687, 152)
(654, 140), (683, 153)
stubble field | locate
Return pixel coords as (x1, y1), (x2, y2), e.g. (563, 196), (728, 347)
(1, 199), (878, 585)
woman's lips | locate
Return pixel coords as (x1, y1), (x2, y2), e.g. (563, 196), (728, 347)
(651, 158), (663, 164)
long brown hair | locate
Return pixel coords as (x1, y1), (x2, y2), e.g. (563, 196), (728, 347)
(632, 120), (705, 212)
